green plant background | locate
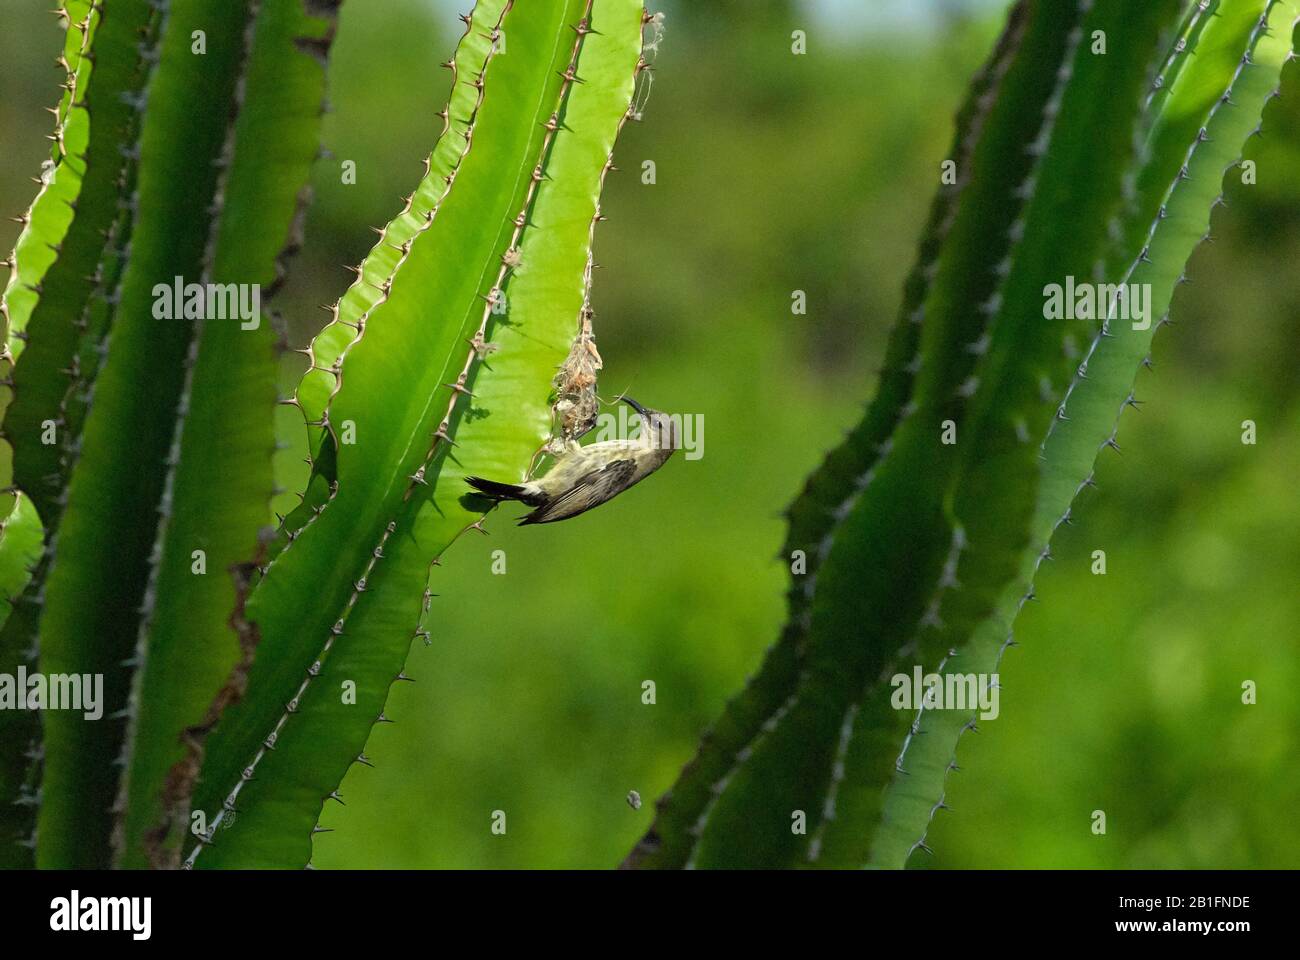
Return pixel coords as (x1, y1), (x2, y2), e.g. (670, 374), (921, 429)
(1, 0), (1295, 868)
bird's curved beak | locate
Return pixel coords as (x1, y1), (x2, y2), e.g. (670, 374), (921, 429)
(620, 395), (649, 417)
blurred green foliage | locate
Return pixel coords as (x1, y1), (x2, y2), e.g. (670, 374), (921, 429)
(1, 0), (1294, 868)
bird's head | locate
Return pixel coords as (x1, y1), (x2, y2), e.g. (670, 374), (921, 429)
(621, 396), (680, 452)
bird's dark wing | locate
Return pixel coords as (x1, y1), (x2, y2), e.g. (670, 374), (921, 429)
(520, 459), (637, 524)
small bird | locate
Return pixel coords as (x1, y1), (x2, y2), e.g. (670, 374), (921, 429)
(465, 397), (678, 524)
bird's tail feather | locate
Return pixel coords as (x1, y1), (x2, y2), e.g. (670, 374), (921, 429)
(465, 475), (527, 500)
(465, 470), (540, 502)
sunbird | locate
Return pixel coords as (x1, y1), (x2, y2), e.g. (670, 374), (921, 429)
(465, 397), (677, 524)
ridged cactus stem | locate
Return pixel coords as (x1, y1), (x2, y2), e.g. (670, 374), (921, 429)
(184, 520), (398, 869)
(283, 2), (513, 509)
(628, 0), (1295, 871)
(404, 2), (596, 503)
(109, 0), (263, 866)
(879, 0), (1298, 868)
(181, 0), (645, 869)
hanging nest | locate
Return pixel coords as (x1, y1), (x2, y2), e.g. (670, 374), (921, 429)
(550, 304), (602, 444)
